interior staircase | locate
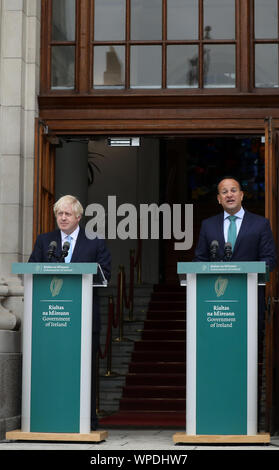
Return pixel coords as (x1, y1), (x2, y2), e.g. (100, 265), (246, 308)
(99, 283), (186, 428)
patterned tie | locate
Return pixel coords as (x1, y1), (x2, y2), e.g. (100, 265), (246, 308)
(227, 215), (237, 250)
(64, 235), (72, 263)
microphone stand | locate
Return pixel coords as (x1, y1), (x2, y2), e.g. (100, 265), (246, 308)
(47, 242), (57, 262)
(224, 243), (232, 262)
(59, 242), (70, 262)
(210, 241), (219, 261)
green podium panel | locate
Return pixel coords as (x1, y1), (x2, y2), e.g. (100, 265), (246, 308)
(31, 274), (82, 432)
(196, 273), (247, 435)
(174, 261), (268, 442)
(12, 263), (98, 435)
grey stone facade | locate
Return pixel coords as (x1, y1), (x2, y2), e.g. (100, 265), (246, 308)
(0, 0), (41, 439)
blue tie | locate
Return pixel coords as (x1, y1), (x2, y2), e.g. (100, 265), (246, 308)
(64, 235), (72, 263)
(227, 215), (237, 250)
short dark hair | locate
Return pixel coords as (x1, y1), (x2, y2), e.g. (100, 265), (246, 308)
(217, 176), (243, 192)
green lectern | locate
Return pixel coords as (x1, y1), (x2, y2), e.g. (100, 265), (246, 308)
(6, 263), (108, 442)
(173, 261), (270, 444)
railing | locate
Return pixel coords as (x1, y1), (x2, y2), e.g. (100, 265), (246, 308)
(96, 241), (142, 412)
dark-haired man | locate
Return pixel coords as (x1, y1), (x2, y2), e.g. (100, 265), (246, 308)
(194, 177), (276, 269)
(194, 177), (276, 347)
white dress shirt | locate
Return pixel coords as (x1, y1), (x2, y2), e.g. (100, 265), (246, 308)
(60, 225), (80, 253)
(223, 207), (244, 243)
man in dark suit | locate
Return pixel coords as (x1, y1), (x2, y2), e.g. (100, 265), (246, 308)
(194, 176), (277, 347)
(29, 195), (111, 430)
(194, 177), (276, 269)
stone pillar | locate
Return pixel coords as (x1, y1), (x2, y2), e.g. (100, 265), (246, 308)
(55, 140), (89, 227)
(0, 0), (41, 439)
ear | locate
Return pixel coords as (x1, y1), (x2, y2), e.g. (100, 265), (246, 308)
(217, 194), (221, 204)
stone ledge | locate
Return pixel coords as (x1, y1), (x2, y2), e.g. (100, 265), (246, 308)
(0, 415), (21, 441)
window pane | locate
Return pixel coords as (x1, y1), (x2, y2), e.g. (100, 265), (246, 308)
(167, 45), (199, 88)
(203, 45), (235, 88)
(93, 46), (125, 88)
(130, 46), (162, 88)
(94, 0), (125, 41)
(254, 0), (278, 39)
(52, 0), (75, 41)
(131, 0), (162, 40)
(167, 0), (198, 40)
(255, 44), (279, 87)
(51, 46), (75, 89)
(203, 0), (235, 39)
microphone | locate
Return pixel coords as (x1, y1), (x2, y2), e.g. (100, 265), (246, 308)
(210, 240), (219, 261)
(47, 241), (57, 261)
(60, 241), (70, 261)
(224, 242), (232, 261)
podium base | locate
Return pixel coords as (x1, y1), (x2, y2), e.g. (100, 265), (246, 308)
(173, 432), (270, 444)
(6, 429), (108, 443)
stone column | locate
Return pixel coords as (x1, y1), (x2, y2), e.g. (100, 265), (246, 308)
(0, 0), (41, 438)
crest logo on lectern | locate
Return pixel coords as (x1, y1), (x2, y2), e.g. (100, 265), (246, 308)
(50, 277), (63, 297)
(215, 276), (228, 297)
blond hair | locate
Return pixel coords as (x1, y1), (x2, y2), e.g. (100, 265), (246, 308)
(53, 195), (84, 218)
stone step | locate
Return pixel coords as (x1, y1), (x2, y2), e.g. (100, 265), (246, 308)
(98, 375), (127, 412)
(98, 285), (154, 307)
(97, 284), (153, 413)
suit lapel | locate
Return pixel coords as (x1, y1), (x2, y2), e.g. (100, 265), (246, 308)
(55, 230), (62, 244)
(217, 213), (225, 248)
(233, 210), (249, 253)
(70, 227), (84, 262)
(54, 229), (62, 258)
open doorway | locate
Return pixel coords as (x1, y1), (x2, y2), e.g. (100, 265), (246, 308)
(36, 130), (266, 285)
(35, 127), (279, 429)
(160, 136), (265, 283)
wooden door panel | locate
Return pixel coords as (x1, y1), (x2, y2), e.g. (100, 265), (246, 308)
(33, 119), (56, 243)
(264, 117), (279, 432)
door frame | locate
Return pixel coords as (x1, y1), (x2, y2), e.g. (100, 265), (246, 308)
(33, 119), (58, 243)
(34, 118), (279, 432)
(264, 118), (279, 432)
